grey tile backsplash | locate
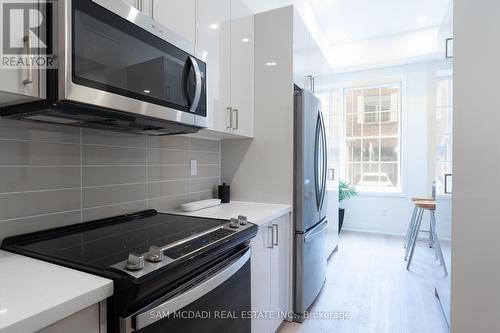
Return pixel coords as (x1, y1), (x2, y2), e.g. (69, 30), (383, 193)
(0, 119), (221, 241)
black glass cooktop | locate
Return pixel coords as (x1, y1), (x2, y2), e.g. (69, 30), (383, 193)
(17, 212), (226, 268)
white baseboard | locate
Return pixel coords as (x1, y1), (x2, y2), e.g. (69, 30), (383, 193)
(342, 225), (451, 241)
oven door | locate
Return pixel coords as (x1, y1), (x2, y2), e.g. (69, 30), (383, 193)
(60, 0), (207, 128)
(120, 247), (251, 333)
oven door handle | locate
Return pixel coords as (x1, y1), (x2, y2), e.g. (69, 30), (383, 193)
(121, 248), (250, 332)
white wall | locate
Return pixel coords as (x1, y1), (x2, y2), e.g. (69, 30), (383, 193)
(452, 0), (500, 331)
(320, 62), (453, 238)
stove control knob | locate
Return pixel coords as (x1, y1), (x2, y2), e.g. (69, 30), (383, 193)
(126, 253), (145, 270)
(238, 215), (248, 225)
(229, 218), (240, 228)
(147, 246), (164, 263)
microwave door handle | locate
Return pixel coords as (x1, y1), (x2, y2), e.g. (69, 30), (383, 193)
(181, 56), (202, 112)
(122, 249), (250, 332)
(189, 56), (202, 113)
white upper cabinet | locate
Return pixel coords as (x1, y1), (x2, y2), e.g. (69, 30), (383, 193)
(293, 11), (310, 90)
(229, 0), (254, 137)
(196, 0), (254, 138)
(292, 12), (329, 95)
(0, 6), (44, 107)
(309, 37), (322, 94)
(196, 0), (231, 133)
(0, 68), (42, 107)
(152, 0), (196, 48)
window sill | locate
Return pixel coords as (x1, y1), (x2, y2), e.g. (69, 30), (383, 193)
(326, 187), (406, 198)
(436, 193), (452, 200)
(355, 190), (407, 198)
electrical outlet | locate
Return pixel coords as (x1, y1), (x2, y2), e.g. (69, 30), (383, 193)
(190, 160), (197, 176)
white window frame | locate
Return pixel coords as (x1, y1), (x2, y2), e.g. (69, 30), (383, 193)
(342, 81), (404, 195)
(435, 74), (453, 197)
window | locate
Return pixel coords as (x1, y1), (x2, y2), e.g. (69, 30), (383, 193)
(435, 77), (453, 194)
(344, 84), (401, 191)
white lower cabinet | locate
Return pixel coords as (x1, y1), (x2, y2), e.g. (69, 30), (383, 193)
(251, 213), (291, 333)
(36, 302), (106, 333)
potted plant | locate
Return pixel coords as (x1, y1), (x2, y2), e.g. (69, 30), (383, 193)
(338, 180), (358, 233)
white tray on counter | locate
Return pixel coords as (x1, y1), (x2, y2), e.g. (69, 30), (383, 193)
(180, 199), (222, 212)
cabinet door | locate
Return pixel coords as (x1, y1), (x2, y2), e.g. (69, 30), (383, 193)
(0, 6), (43, 106)
(270, 214), (292, 332)
(196, 0), (231, 133)
(326, 185), (339, 257)
(250, 224), (272, 333)
(309, 37), (322, 95)
(152, 0), (196, 49)
(0, 69), (41, 107)
(229, 0), (254, 137)
(293, 12), (310, 89)
(36, 304), (100, 333)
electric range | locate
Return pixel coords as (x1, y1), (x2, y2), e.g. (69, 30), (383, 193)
(1, 209), (257, 332)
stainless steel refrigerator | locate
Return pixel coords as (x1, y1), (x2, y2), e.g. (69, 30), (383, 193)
(293, 86), (329, 322)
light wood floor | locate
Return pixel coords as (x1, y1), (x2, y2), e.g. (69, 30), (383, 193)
(279, 231), (449, 333)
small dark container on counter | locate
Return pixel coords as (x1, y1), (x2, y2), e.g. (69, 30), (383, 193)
(218, 183), (230, 203)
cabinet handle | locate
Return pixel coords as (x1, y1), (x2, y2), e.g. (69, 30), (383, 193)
(272, 224), (279, 246)
(22, 36), (33, 85)
(135, 0), (143, 11)
(312, 77), (315, 94)
(232, 109), (239, 130)
(267, 225), (274, 249)
(305, 75), (313, 93)
(226, 107), (233, 130)
(328, 168), (335, 181)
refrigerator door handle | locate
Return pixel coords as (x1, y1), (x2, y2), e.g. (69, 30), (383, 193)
(319, 112), (328, 210)
(314, 114), (321, 210)
(304, 219), (329, 242)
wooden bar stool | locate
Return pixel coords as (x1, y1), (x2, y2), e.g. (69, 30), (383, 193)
(403, 197), (434, 251)
(406, 200), (448, 275)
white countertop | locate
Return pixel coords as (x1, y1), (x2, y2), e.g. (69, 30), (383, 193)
(0, 250), (113, 333)
(169, 201), (292, 226)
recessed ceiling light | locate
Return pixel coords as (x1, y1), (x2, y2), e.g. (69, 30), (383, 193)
(209, 23), (219, 30)
(241, 38), (250, 43)
(417, 16), (428, 25)
(144, 89), (151, 94)
(265, 62), (277, 66)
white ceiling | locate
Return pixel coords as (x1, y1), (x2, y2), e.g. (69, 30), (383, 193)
(308, 0), (453, 45)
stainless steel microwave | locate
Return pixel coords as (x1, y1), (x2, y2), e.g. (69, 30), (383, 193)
(0, 0), (207, 135)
